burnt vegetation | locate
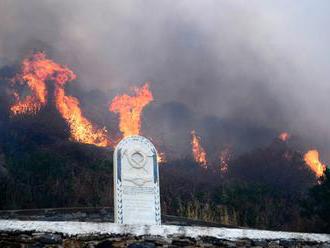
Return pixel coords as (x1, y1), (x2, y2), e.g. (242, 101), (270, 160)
(0, 65), (329, 234)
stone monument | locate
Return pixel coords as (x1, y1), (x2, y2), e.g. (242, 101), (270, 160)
(114, 135), (161, 225)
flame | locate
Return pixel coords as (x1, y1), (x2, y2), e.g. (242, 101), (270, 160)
(109, 83), (153, 137)
(11, 52), (112, 147)
(304, 150), (326, 178)
(219, 146), (231, 173)
(10, 53), (51, 115)
(278, 132), (290, 142)
(191, 130), (207, 167)
(157, 152), (167, 164)
(55, 86), (112, 147)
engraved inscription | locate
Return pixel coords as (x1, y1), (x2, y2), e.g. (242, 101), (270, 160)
(114, 135), (161, 225)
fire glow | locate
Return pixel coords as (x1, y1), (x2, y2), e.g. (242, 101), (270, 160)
(10, 53), (50, 115)
(157, 152), (167, 164)
(219, 147), (231, 173)
(304, 150), (326, 178)
(278, 132), (290, 142)
(11, 53), (112, 147)
(8, 53), (330, 174)
(109, 83), (153, 138)
(191, 130), (207, 167)
(55, 84), (112, 148)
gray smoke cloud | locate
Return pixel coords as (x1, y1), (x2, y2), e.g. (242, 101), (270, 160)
(0, 0), (329, 162)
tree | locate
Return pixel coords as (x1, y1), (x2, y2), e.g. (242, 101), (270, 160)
(301, 168), (330, 232)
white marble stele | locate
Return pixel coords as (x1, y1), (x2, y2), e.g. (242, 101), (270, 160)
(113, 135), (161, 225)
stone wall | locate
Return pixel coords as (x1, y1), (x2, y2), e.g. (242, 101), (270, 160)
(0, 207), (226, 227)
(0, 220), (329, 248)
(1, 231), (329, 248)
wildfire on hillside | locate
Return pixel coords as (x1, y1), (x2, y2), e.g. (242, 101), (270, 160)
(10, 52), (112, 147)
(109, 83), (153, 138)
(7, 53), (330, 174)
(191, 130), (207, 168)
(55, 85), (112, 147)
(304, 149), (326, 178)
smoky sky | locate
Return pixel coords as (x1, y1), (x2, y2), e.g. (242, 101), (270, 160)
(0, 0), (329, 162)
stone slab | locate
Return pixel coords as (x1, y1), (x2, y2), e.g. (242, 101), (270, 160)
(114, 136), (161, 225)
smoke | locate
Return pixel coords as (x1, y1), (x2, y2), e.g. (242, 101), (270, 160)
(0, 0), (329, 162)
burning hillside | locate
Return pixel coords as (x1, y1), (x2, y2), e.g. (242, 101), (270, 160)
(0, 51), (329, 233)
(3, 52), (329, 175)
(10, 53), (112, 147)
(1, 0), (330, 234)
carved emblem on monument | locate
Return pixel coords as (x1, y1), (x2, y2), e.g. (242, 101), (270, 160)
(114, 135), (161, 225)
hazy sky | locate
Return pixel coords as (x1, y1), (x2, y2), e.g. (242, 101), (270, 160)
(0, 0), (329, 161)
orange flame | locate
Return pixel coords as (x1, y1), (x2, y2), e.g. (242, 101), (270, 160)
(304, 150), (326, 178)
(278, 132), (290, 142)
(157, 152), (167, 164)
(10, 53), (51, 115)
(55, 86), (112, 147)
(191, 130), (207, 167)
(109, 83), (153, 137)
(11, 52), (112, 147)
